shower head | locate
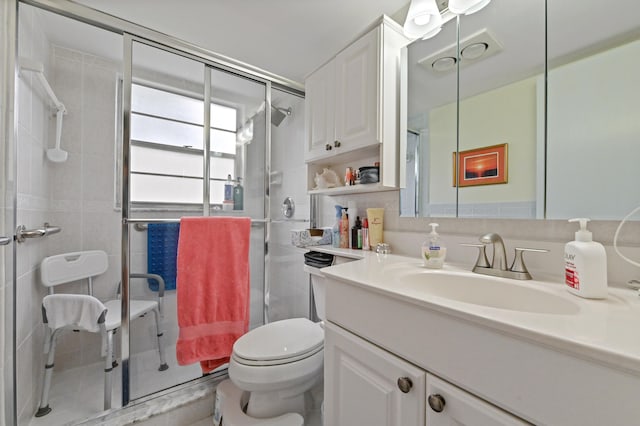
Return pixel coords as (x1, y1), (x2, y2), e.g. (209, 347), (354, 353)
(271, 105), (291, 126)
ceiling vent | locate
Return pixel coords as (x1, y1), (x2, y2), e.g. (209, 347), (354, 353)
(418, 28), (503, 75)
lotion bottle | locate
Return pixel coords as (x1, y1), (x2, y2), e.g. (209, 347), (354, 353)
(339, 209), (349, 248)
(422, 223), (446, 268)
(564, 218), (607, 299)
(362, 218), (370, 250)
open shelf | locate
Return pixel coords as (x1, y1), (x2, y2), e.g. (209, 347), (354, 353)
(308, 183), (398, 196)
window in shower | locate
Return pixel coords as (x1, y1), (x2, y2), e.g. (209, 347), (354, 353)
(128, 83), (238, 206)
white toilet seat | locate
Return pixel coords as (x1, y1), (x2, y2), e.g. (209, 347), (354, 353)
(232, 318), (323, 366)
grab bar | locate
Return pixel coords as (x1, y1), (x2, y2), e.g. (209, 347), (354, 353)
(15, 223), (61, 243)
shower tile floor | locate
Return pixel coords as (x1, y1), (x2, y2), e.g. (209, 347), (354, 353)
(29, 344), (202, 426)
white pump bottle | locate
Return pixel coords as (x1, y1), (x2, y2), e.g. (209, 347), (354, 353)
(422, 223), (446, 269)
(564, 218), (607, 299)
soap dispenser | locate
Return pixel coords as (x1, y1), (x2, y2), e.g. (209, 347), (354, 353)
(564, 218), (607, 299)
(422, 223), (446, 269)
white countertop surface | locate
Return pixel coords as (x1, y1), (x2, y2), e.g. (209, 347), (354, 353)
(321, 253), (640, 374)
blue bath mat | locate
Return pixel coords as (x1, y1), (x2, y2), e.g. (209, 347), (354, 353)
(147, 223), (180, 291)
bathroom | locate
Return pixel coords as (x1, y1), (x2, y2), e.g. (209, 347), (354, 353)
(1, 0), (639, 425)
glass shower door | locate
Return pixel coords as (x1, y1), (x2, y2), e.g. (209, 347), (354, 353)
(125, 39), (268, 403)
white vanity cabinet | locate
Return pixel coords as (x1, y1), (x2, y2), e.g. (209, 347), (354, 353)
(304, 16), (408, 193)
(426, 374), (528, 426)
(323, 259), (640, 426)
(325, 321), (528, 426)
(324, 322), (425, 426)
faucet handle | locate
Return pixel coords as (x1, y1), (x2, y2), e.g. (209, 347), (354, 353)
(510, 247), (549, 277)
(460, 243), (491, 268)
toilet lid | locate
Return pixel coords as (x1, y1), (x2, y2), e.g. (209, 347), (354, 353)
(233, 318), (323, 364)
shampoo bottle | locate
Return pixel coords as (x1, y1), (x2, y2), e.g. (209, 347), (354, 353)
(351, 216), (362, 249)
(332, 205), (343, 248)
(564, 218), (607, 299)
(233, 177), (244, 210)
(224, 174), (233, 202)
(422, 223), (447, 269)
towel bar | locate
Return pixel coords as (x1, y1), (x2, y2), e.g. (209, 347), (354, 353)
(128, 217), (268, 231)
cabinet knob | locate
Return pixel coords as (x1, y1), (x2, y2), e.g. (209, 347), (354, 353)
(428, 394), (446, 412)
(325, 144), (332, 151)
(334, 140), (341, 148)
(397, 377), (413, 393)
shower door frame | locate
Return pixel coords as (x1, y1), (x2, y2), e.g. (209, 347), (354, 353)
(6, 0), (305, 422)
(120, 33), (275, 405)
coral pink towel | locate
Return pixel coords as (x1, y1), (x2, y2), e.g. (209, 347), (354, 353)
(176, 216), (251, 374)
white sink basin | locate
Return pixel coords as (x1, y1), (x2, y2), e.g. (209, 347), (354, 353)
(393, 270), (580, 315)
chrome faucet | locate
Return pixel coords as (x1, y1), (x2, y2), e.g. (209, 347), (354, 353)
(462, 233), (549, 280)
(479, 233), (508, 271)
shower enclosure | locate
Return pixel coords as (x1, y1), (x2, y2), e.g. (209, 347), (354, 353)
(3, 2), (306, 425)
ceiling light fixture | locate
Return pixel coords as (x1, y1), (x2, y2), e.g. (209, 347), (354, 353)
(460, 42), (488, 60)
(403, 0), (444, 40)
(448, 0), (492, 15)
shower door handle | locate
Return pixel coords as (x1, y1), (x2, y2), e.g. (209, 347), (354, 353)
(0, 236), (11, 246)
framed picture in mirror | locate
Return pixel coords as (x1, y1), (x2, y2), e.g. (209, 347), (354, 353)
(453, 143), (508, 187)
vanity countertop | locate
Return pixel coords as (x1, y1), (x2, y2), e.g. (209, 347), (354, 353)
(321, 253), (640, 375)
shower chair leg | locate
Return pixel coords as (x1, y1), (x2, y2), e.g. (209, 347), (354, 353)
(152, 307), (169, 371)
(35, 330), (57, 417)
(103, 330), (113, 411)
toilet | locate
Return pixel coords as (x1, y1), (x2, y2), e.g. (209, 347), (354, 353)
(218, 256), (334, 426)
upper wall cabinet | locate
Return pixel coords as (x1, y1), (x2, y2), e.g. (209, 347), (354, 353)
(305, 16), (409, 194)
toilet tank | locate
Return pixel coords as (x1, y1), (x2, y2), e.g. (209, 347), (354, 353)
(304, 254), (356, 321)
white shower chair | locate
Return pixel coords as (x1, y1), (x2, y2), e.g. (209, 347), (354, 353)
(36, 250), (169, 417)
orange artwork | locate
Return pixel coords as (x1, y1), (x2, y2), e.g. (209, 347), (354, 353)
(452, 143), (508, 187)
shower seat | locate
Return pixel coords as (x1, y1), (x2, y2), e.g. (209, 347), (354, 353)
(35, 250), (169, 417)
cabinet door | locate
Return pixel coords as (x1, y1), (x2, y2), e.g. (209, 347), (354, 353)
(304, 59), (335, 162)
(325, 322), (425, 426)
(334, 25), (380, 152)
(426, 374), (529, 426)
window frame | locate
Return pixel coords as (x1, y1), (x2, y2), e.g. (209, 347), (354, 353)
(115, 78), (241, 211)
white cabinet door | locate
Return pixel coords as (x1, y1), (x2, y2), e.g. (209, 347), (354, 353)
(334, 25), (380, 153)
(325, 322), (425, 426)
(304, 59), (335, 162)
(426, 374), (529, 426)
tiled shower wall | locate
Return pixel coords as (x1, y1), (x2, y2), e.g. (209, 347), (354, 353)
(15, 5), (52, 424)
(268, 91), (309, 322)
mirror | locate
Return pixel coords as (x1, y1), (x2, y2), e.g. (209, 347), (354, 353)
(402, 0), (640, 220)
(546, 0), (640, 220)
(403, 9), (458, 218)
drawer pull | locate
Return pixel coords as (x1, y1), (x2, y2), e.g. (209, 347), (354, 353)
(334, 140), (341, 148)
(428, 394), (446, 412)
(325, 144), (332, 151)
(397, 377), (413, 393)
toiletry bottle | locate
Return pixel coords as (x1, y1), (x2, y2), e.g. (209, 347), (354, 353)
(351, 216), (362, 249)
(224, 174), (233, 202)
(362, 218), (370, 250)
(347, 201), (357, 247)
(564, 218), (607, 299)
(332, 205), (343, 248)
(233, 177), (244, 210)
(340, 209), (349, 248)
(422, 223), (446, 269)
